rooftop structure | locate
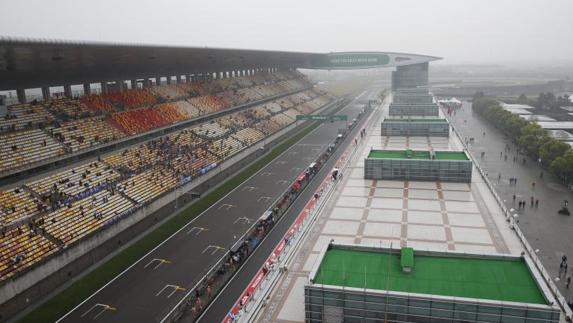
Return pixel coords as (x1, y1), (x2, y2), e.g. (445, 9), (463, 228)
(536, 121), (573, 130)
(364, 149), (472, 182)
(501, 103), (535, 115)
(306, 244), (560, 323)
(389, 103), (439, 117)
(312, 246), (546, 304)
(367, 149), (468, 161)
(519, 115), (557, 122)
(381, 118), (449, 137)
(0, 38), (440, 93)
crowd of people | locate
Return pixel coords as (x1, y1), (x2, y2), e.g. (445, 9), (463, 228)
(0, 87), (333, 284)
(0, 71), (311, 174)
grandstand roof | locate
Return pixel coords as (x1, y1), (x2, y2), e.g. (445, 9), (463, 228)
(0, 37), (441, 90)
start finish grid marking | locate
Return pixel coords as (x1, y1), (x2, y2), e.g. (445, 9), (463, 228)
(187, 226), (209, 235)
(81, 303), (117, 320)
(202, 245), (225, 255)
(156, 285), (186, 298)
(144, 258), (172, 270)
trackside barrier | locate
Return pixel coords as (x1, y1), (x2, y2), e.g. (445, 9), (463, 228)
(443, 108), (573, 321)
(222, 97), (385, 323)
(159, 99), (356, 323)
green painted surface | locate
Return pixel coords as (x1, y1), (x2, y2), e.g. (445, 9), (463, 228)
(384, 118), (447, 123)
(435, 151), (469, 160)
(368, 150), (430, 159)
(367, 150), (467, 161)
(400, 247), (414, 269)
(313, 249), (546, 305)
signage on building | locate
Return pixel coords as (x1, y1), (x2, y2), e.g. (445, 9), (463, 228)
(310, 52), (391, 69)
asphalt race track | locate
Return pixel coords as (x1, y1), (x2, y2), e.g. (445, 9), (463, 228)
(196, 88), (380, 323)
(57, 87), (379, 323)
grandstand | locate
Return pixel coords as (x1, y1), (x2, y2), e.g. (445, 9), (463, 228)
(0, 71), (310, 176)
(0, 84), (332, 308)
(0, 39), (448, 322)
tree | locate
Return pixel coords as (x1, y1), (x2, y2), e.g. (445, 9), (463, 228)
(551, 150), (573, 183)
(518, 124), (548, 157)
(539, 139), (570, 166)
(473, 91), (485, 101)
(472, 97), (498, 113)
(517, 94), (528, 104)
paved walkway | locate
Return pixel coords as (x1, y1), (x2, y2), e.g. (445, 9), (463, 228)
(449, 102), (573, 301)
(257, 98), (539, 323)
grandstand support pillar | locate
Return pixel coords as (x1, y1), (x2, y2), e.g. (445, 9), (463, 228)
(131, 79), (137, 89)
(166, 76), (172, 85)
(83, 83), (91, 95)
(64, 84), (72, 97)
(41, 87), (51, 101)
(100, 82), (108, 94)
(176, 75), (182, 83)
(116, 80), (124, 92)
(155, 77), (161, 86)
(16, 88), (26, 103)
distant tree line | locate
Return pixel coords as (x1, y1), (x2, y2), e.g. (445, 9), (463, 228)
(513, 92), (571, 110)
(472, 93), (573, 184)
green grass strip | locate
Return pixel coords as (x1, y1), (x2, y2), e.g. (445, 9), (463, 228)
(18, 121), (320, 323)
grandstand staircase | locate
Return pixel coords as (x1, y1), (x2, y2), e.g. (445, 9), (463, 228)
(116, 189), (139, 205)
(230, 130), (249, 147)
(21, 185), (43, 202)
(39, 228), (65, 247)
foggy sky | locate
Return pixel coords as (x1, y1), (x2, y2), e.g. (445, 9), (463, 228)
(1, 0), (572, 65)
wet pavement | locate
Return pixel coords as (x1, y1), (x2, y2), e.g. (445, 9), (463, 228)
(449, 102), (573, 301)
